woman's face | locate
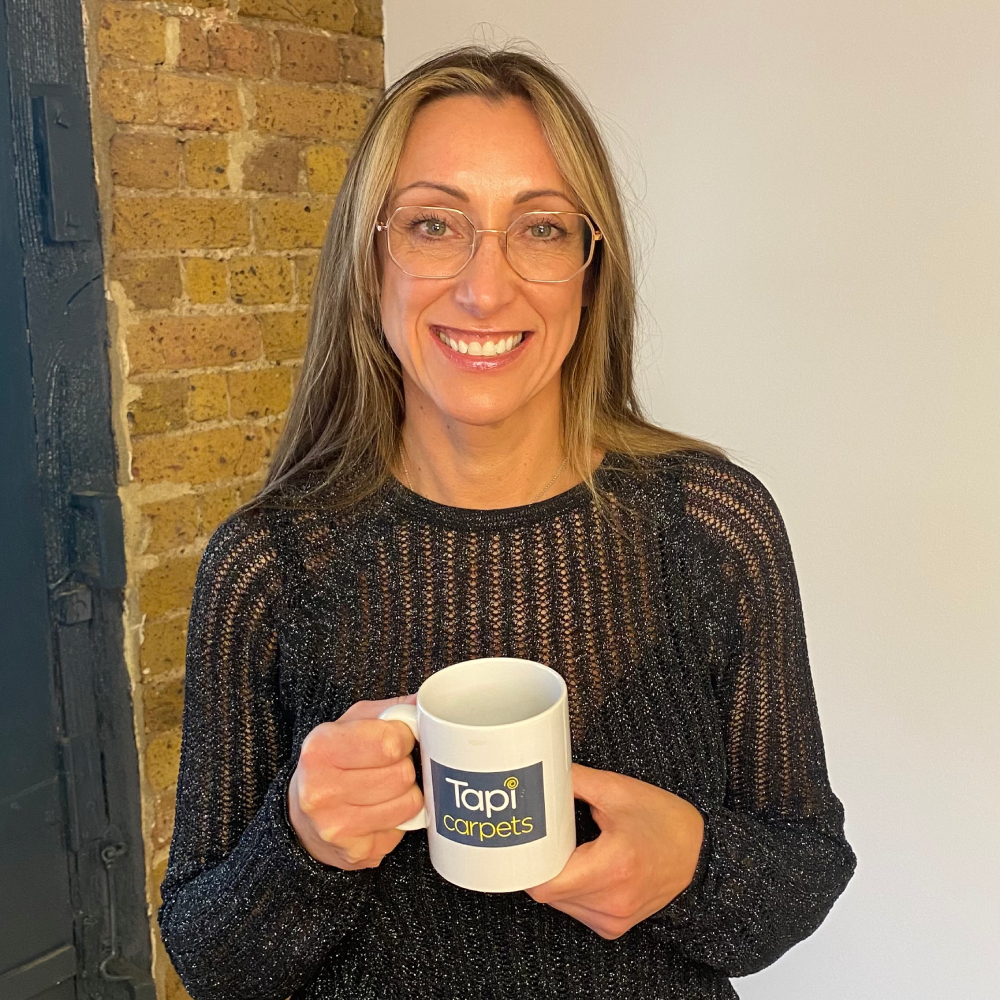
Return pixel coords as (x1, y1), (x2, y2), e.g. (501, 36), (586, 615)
(379, 94), (588, 428)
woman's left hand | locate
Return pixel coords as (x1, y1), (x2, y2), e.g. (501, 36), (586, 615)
(525, 763), (705, 940)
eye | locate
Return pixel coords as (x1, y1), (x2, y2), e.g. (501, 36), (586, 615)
(520, 216), (568, 240)
(418, 217), (448, 237)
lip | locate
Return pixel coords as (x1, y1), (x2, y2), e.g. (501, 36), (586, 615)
(429, 325), (531, 372)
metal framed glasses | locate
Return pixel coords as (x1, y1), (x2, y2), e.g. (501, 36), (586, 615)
(375, 205), (602, 283)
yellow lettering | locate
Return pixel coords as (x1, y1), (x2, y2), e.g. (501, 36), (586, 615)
(511, 816), (521, 835)
(496, 822), (511, 837)
(469, 821), (480, 839)
(479, 822), (496, 841)
(443, 814), (456, 831)
(521, 816), (533, 833)
(454, 818), (470, 836)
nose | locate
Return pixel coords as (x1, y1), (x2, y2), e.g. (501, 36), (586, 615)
(451, 229), (519, 318)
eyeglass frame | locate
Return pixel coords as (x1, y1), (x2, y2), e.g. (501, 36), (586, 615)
(374, 205), (603, 284)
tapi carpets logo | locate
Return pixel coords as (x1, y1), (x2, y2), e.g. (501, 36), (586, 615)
(430, 760), (546, 847)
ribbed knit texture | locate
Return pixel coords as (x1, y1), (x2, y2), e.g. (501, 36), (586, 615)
(159, 450), (856, 1000)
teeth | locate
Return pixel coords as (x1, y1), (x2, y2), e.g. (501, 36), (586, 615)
(436, 331), (526, 356)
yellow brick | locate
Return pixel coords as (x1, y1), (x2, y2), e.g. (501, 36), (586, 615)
(260, 310), (308, 360)
(339, 35), (383, 88)
(151, 789), (176, 852)
(239, 0), (354, 31)
(187, 373), (229, 421)
(145, 727), (182, 793)
(206, 21), (272, 77)
(144, 676), (186, 738)
(183, 257), (228, 304)
(132, 425), (268, 485)
(199, 484), (241, 535)
(354, 0), (383, 37)
(139, 555), (200, 618)
(141, 615), (188, 680)
(98, 67), (158, 123)
(128, 379), (188, 435)
(294, 256), (318, 302)
(110, 133), (180, 189)
(305, 144), (347, 195)
(164, 961), (192, 1000)
(151, 855), (169, 909)
(229, 256), (293, 305)
(158, 75), (242, 131)
(183, 135), (230, 189)
(111, 257), (182, 310)
(127, 314), (262, 374)
(113, 196), (251, 251)
(140, 494), (200, 554)
(98, 3), (166, 64)
(243, 139), (301, 193)
(264, 416), (285, 455)
(227, 368), (292, 419)
(254, 83), (373, 141)
(253, 197), (332, 250)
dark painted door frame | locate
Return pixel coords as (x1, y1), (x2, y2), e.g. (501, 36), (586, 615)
(1, 0), (152, 997)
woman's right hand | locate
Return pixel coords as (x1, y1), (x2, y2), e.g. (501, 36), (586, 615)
(287, 694), (423, 870)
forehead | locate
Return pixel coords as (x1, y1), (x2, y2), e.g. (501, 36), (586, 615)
(394, 94), (569, 201)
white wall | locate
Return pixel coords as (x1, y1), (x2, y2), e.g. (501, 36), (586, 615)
(384, 3), (1000, 997)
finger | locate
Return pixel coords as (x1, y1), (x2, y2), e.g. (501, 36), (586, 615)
(306, 717), (416, 769)
(570, 762), (633, 816)
(319, 785), (425, 841)
(336, 827), (406, 869)
(524, 838), (616, 903)
(336, 756), (417, 806)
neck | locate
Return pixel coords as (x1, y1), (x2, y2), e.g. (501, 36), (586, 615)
(397, 375), (589, 509)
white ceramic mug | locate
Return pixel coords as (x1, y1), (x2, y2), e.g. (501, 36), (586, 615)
(378, 656), (575, 893)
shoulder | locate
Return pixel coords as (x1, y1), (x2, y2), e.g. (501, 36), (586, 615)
(210, 483), (391, 590)
(195, 503), (284, 605)
(618, 449), (796, 585)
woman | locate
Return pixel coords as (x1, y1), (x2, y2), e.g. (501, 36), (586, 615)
(159, 46), (856, 1000)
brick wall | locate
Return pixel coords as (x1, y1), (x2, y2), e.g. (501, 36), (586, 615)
(82, 2), (383, 995)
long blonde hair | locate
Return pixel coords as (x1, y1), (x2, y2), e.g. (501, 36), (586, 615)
(258, 45), (721, 509)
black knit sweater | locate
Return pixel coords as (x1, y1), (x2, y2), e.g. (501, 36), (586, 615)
(158, 450), (856, 1000)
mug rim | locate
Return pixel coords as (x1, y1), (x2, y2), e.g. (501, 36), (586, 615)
(416, 656), (567, 731)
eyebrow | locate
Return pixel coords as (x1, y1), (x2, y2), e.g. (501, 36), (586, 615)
(391, 181), (576, 207)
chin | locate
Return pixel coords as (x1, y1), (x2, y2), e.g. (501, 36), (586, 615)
(430, 387), (527, 428)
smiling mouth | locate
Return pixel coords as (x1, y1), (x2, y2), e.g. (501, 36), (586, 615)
(431, 325), (528, 357)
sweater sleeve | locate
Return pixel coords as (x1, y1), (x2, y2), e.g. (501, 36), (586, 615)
(157, 510), (376, 1000)
(648, 456), (857, 976)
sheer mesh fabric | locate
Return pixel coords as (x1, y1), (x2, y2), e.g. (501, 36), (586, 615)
(159, 451), (855, 1000)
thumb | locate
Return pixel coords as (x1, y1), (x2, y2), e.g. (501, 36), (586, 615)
(570, 762), (619, 816)
(339, 692), (417, 722)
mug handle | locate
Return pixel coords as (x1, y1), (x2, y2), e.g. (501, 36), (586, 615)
(378, 703), (428, 831)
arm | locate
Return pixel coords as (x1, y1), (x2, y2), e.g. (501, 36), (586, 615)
(157, 511), (376, 1000)
(649, 456), (857, 976)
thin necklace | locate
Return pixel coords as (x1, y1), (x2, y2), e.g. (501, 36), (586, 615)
(399, 450), (568, 506)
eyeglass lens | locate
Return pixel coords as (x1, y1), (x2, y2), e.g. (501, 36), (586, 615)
(386, 206), (594, 281)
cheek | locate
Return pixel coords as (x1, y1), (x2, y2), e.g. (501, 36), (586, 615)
(533, 285), (585, 347)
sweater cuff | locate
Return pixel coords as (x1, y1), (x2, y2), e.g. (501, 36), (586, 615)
(259, 760), (375, 894)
